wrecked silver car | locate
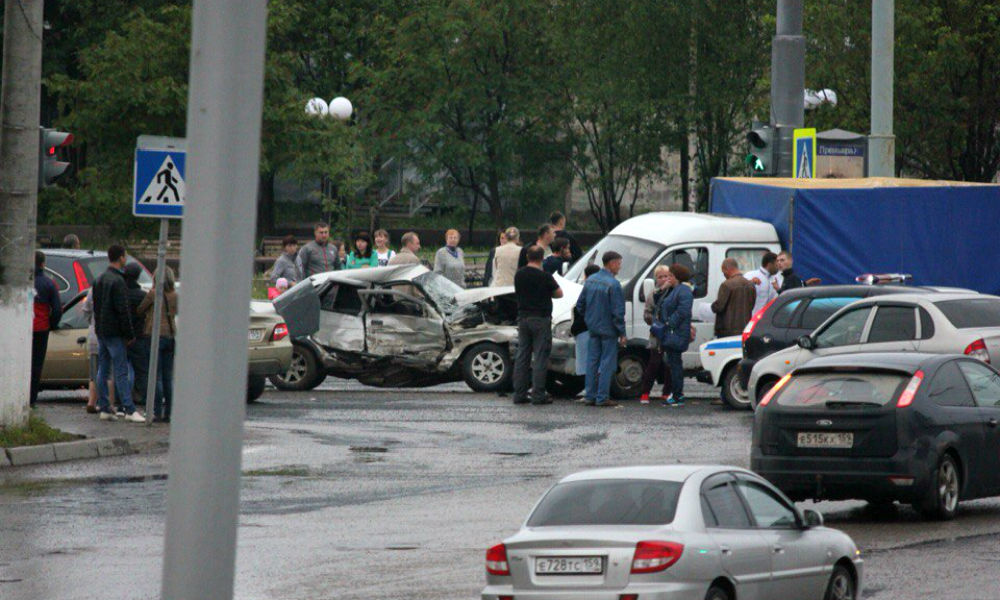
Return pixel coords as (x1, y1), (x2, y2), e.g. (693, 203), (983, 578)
(270, 264), (521, 392)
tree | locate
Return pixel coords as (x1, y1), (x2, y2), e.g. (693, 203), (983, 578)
(361, 0), (561, 229)
(550, 0), (690, 232)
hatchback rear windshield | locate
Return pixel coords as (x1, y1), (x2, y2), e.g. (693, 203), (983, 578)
(80, 256), (153, 287)
(776, 371), (909, 408)
(934, 298), (1000, 329)
(527, 479), (682, 527)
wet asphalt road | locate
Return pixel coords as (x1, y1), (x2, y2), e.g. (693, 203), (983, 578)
(2, 380), (1000, 599)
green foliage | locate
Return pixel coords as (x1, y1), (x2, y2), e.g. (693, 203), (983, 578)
(0, 414), (80, 448)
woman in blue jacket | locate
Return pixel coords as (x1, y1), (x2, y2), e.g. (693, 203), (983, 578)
(657, 263), (693, 406)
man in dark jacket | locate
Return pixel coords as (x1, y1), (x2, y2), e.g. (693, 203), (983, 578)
(576, 251), (627, 407)
(550, 211), (583, 263)
(31, 252), (62, 407)
(512, 245), (563, 405)
(710, 258), (756, 337)
(775, 250), (805, 293)
(124, 263), (150, 406)
(92, 245), (144, 422)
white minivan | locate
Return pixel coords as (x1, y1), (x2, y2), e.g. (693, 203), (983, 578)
(548, 212), (780, 398)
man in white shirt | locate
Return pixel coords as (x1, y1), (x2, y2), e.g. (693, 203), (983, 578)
(744, 251), (781, 315)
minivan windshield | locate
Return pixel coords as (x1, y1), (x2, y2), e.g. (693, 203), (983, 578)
(527, 479), (681, 526)
(563, 235), (664, 287)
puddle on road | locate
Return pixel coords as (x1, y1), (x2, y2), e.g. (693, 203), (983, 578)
(349, 446), (389, 453)
(574, 432), (607, 444)
(491, 451), (532, 457)
(384, 545), (419, 551)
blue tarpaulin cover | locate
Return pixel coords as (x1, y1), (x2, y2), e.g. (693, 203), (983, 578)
(709, 177), (1000, 294)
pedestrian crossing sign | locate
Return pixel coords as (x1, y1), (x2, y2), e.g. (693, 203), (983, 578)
(133, 137), (187, 218)
(793, 128), (816, 179)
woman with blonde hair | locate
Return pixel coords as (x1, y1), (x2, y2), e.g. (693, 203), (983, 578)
(434, 228), (466, 287)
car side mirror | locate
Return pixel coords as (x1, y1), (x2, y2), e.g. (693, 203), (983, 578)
(802, 508), (823, 528)
(641, 278), (655, 302)
(797, 335), (815, 350)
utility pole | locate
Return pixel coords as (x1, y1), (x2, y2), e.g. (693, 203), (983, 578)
(771, 0), (805, 177)
(0, 0), (44, 428)
(869, 0), (895, 177)
(160, 1), (267, 598)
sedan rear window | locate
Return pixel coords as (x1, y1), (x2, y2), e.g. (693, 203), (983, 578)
(934, 298), (1000, 329)
(527, 479), (682, 527)
(776, 371), (908, 408)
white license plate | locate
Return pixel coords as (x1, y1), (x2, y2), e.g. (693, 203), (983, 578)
(797, 431), (853, 448)
(248, 329), (265, 342)
(535, 556), (603, 575)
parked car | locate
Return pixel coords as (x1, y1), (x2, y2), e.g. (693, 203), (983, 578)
(747, 293), (1000, 409)
(481, 465), (862, 600)
(271, 264), (520, 392)
(751, 352), (1000, 520)
(40, 292), (291, 402)
(41, 248), (153, 306)
(547, 212), (781, 398)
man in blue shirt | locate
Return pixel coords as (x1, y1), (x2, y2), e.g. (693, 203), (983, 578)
(575, 251), (626, 407)
(31, 252), (62, 407)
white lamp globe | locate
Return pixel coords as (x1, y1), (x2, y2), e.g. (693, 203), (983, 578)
(305, 97), (329, 116)
(329, 96), (353, 120)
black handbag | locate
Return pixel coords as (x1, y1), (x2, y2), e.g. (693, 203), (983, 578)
(570, 306), (587, 336)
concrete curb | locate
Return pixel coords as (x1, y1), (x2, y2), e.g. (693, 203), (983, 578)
(2, 437), (133, 468)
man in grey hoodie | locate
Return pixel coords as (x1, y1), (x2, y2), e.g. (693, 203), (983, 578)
(297, 222), (340, 277)
(271, 234), (302, 285)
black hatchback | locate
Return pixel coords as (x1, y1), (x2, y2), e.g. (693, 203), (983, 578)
(751, 352), (1000, 520)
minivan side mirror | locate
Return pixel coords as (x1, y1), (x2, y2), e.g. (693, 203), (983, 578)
(797, 335), (815, 350)
(801, 508), (823, 528)
(641, 278), (655, 302)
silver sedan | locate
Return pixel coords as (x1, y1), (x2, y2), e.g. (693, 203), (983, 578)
(481, 465), (861, 600)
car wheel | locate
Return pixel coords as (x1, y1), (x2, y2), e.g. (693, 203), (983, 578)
(919, 453), (961, 520)
(611, 349), (646, 399)
(462, 342), (512, 392)
(720, 364), (750, 410)
(546, 373), (585, 398)
(704, 584), (731, 600)
(269, 343), (324, 391)
(823, 565), (856, 600)
(246, 375), (266, 403)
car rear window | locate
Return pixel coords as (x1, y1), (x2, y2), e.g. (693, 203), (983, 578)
(776, 371), (909, 408)
(80, 256), (153, 287)
(934, 298), (1000, 329)
(527, 479), (682, 527)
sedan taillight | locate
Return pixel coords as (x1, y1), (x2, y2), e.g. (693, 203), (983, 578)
(630, 540), (683, 573)
(486, 543), (510, 576)
(964, 338), (990, 363)
(271, 323), (289, 342)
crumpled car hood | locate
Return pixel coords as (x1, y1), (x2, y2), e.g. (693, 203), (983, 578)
(454, 285), (515, 306)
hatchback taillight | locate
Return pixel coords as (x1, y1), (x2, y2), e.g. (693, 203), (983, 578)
(896, 370), (924, 408)
(964, 339), (990, 363)
(73, 261), (90, 292)
(758, 372), (792, 407)
(630, 540), (683, 573)
(486, 543), (510, 576)
(271, 323), (289, 342)
(742, 298), (776, 345)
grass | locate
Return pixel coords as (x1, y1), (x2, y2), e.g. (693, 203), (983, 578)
(0, 414), (81, 448)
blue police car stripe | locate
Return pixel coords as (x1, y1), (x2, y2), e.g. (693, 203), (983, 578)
(705, 340), (742, 350)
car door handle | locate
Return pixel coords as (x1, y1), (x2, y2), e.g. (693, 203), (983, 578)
(988, 418), (998, 428)
(772, 545), (784, 554)
(76, 336), (87, 345)
(719, 546), (732, 555)
(371, 319), (383, 326)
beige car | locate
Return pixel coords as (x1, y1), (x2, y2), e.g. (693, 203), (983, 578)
(41, 292), (292, 402)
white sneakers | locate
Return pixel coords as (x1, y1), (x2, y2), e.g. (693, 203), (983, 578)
(124, 411), (146, 423)
(99, 411), (118, 421)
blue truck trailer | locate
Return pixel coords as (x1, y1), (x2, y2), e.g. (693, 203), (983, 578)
(709, 177), (1000, 294)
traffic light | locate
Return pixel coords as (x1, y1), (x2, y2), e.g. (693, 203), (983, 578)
(746, 122), (776, 176)
(38, 127), (74, 189)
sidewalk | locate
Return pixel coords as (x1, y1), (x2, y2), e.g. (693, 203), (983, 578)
(34, 402), (171, 455)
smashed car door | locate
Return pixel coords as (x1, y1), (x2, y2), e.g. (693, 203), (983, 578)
(272, 279), (321, 339)
(315, 283), (366, 352)
(357, 289), (447, 366)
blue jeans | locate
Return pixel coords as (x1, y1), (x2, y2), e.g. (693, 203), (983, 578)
(129, 337), (151, 404)
(665, 351), (684, 399)
(97, 336), (136, 414)
(154, 337), (175, 418)
(585, 334), (618, 404)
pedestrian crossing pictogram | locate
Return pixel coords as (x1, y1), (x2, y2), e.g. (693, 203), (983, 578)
(134, 141), (186, 218)
(139, 155), (185, 205)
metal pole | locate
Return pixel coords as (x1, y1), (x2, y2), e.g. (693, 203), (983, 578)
(771, 0), (805, 177)
(870, 0), (895, 177)
(160, 1), (267, 598)
(0, 0), (43, 428)
(144, 218), (168, 424)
